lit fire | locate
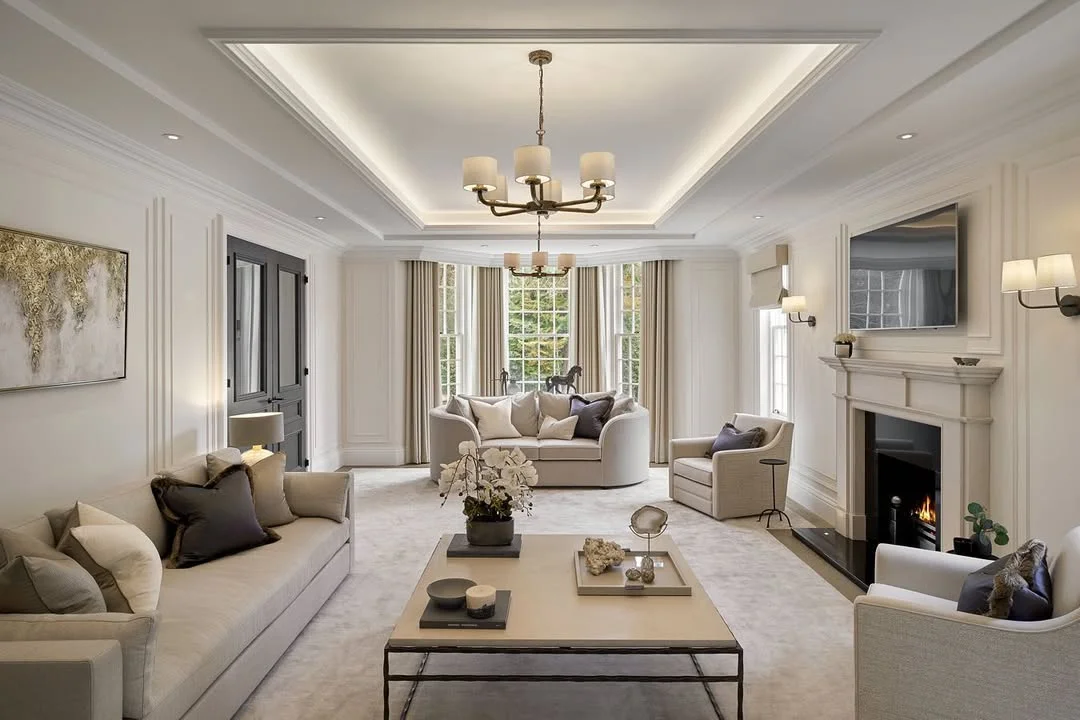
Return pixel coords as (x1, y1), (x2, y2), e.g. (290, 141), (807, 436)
(913, 496), (936, 524)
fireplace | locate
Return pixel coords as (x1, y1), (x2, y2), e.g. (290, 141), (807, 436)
(865, 413), (941, 552)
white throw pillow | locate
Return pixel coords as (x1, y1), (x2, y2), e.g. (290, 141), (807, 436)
(469, 397), (523, 440)
(538, 391), (572, 420)
(56, 502), (162, 613)
(538, 414), (578, 440)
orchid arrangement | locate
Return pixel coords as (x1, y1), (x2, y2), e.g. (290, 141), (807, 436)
(439, 440), (538, 521)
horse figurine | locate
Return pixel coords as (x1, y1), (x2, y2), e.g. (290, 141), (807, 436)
(546, 365), (583, 394)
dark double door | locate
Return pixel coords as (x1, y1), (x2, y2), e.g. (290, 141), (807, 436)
(227, 236), (307, 471)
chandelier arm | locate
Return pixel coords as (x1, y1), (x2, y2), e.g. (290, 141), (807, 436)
(475, 190), (531, 210)
(487, 206), (533, 218)
(552, 195), (605, 209)
(527, 181), (541, 204)
(554, 203), (604, 214)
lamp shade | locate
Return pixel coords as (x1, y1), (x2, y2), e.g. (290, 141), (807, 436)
(503, 252), (521, 269)
(557, 253), (576, 269)
(514, 145), (551, 184)
(781, 295), (808, 314)
(229, 412), (284, 447)
(1001, 259), (1037, 293)
(1035, 253), (1077, 289)
(542, 179), (562, 204)
(462, 156), (497, 192)
(483, 175), (507, 203)
(531, 251), (549, 268)
(579, 151), (615, 188)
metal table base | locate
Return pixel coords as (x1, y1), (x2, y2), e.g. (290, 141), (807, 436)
(383, 643), (744, 720)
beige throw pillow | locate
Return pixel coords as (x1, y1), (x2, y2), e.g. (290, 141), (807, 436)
(206, 447), (243, 478)
(538, 391), (572, 421)
(469, 397), (522, 440)
(55, 503), (162, 614)
(244, 453), (297, 527)
(0, 529), (106, 614)
(538, 414), (578, 440)
(610, 395), (636, 419)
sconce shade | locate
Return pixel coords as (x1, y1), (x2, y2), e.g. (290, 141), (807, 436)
(781, 295), (808, 314)
(229, 412), (284, 447)
(1035, 254), (1077, 289)
(1001, 259), (1037, 293)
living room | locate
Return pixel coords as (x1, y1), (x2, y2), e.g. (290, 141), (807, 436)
(1, 1), (1079, 719)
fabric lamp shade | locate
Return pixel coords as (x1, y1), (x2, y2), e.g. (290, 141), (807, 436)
(543, 179), (562, 204)
(1001, 259), (1037, 293)
(531, 251), (549, 268)
(557, 253), (576, 269)
(1035, 254), (1077, 289)
(229, 412), (284, 447)
(579, 151), (615, 187)
(503, 252), (521, 269)
(484, 175), (507, 203)
(781, 295), (807, 313)
(514, 145), (551, 184)
(462, 156), (497, 191)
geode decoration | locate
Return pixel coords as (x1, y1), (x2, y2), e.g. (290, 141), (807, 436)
(625, 567), (642, 581)
(641, 568), (656, 584)
(583, 537), (626, 575)
(630, 505), (669, 536)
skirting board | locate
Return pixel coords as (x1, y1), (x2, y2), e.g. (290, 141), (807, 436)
(787, 467), (839, 525)
(310, 448), (344, 472)
(341, 445), (405, 467)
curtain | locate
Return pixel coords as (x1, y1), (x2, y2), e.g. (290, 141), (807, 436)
(404, 261), (439, 465)
(572, 266), (603, 393)
(641, 260), (673, 463)
(475, 266), (506, 396)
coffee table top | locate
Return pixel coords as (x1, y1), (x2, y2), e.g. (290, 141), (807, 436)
(388, 533), (737, 649)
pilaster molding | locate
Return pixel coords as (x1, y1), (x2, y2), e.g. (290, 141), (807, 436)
(146, 196), (173, 473)
(205, 214), (227, 451)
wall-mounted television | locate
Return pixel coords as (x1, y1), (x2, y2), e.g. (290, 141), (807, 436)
(849, 204), (959, 330)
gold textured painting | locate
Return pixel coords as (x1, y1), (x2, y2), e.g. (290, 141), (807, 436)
(0, 225), (128, 392)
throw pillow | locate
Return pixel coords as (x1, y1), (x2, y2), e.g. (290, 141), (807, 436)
(609, 395), (636, 419)
(469, 397), (522, 440)
(957, 539), (1053, 620)
(445, 394), (472, 421)
(538, 391), (572, 421)
(538, 414), (578, 440)
(569, 394), (614, 440)
(0, 529), (106, 614)
(246, 452), (297, 527)
(54, 503), (163, 613)
(705, 423), (767, 457)
(206, 447), (243, 478)
(151, 464), (279, 569)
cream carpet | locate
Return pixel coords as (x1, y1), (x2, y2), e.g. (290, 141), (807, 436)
(235, 468), (855, 719)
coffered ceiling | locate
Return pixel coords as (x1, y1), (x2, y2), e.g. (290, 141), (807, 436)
(0, 0), (1078, 254)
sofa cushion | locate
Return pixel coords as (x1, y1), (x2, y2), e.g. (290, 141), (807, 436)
(867, 583), (959, 614)
(538, 438), (601, 461)
(246, 453), (297, 528)
(957, 539), (1052, 620)
(672, 457), (714, 487)
(147, 517), (349, 720)
(609, 395), (636, 419)
(205, 448), (243, 479)
(461, 392), (539, 436)
(480, 437), (539, 461)
(538, 414), (577, 440)
(445, 394), (472, 421)
(469, 397), (522, 440)
(1051, 526), (1080, 617)
(570, 394), (614, 439)
(0, 529), (106, 614)
(538, 391), (571, 421)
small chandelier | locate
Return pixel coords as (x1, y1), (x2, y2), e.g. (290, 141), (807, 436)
(504, 215), (575, 278)
(461, 49), (616, 221)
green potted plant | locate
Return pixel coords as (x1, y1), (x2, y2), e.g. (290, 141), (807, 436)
(963, 502), (1009, 558)
(438, 440), (537, 546)
(833, 332), (857, 358)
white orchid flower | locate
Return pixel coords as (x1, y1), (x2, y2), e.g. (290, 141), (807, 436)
(458, 440), (478, 455)
(481, 447), (511, 469)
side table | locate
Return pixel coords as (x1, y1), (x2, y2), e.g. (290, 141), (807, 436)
(757, 458), (790, 529)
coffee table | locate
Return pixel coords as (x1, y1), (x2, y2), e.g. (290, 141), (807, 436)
(384, 533), (743, 719)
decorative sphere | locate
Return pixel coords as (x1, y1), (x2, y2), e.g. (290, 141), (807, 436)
(625, 568), (642, 581)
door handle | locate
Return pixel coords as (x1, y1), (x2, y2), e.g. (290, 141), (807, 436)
(268, 396), (284, 402)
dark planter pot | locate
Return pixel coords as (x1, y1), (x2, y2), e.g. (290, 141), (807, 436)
(953, 537), (976, 556)
(970, 533), (993, 558)
(466, 518), (515, 547)
(834, 342), (853, 359)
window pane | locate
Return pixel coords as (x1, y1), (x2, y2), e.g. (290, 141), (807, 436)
(235, 259), (263, 395)
(506, 273), (570, 389)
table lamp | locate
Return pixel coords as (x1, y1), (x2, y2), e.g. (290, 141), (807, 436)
(228, 411), (284, 464)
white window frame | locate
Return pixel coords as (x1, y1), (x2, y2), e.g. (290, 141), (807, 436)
(612, 262), (643, 400)
(759, 307), (791, 419)
(438, 263), (465, 402)
(504, 273), (572, 393)
(849, 268), (903, 329)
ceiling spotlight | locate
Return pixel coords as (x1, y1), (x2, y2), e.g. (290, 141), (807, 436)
(896, 132), (917, 140)
(162, 133), (182, 141)
(590, 244), (599, 248)
(480, 244), (489, 248)
(753, 215), (765, 220)
(314, 216), (326, 221)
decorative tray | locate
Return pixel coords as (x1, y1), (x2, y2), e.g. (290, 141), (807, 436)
(573, 550), (692, 596)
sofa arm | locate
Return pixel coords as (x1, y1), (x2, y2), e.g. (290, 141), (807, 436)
(429, 408), (481, 482)
(874, 544), (992, 602)
(0, 640), (122, 720)
(669, 436), (715, 461)
(854, 597), (1080, 719)
(599, 408), (650, 487)
(284, 471), (351, 523)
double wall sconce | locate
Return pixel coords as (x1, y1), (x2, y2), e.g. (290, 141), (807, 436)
(1001, 253), (1079, 317)
(782, 295), (816, 328)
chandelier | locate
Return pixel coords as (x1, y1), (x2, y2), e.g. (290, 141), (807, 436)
(461, 49), (616, 274)
(504, 215), (575, 278)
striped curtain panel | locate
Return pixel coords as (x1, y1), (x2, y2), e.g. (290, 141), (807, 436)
(641, 260), (674, 463)
(572, 266), (603, 393)
(475, 266), (506, 396)
(404, 261), (440, 465)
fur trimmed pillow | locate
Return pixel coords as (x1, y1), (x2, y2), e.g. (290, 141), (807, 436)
(569, 394), (614, 440)
(957, 538), (1053, 620)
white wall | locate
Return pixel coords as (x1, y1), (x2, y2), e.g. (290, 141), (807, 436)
(0, 112), (344, 527)
(736, 102), (1080, 547)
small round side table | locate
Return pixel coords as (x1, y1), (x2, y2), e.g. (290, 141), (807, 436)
(757, 458), (791, 529)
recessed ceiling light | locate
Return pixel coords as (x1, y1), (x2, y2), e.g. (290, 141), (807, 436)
(896, 132), (917, 140)
(162, 133), (182, 141)
(314, 216), (326, 221)
(590, 244), (599, 248)
(480, 244), (489, 248)
(753, 215), (765, 220)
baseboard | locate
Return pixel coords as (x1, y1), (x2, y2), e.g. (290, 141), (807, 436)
(310, 447), (343, 472)
(340, 444), (405, 467)
(788, 466), (839, 526)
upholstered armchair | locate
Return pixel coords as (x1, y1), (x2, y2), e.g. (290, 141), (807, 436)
(668, 413), (794, 520)
(854, 529), (1080, 720)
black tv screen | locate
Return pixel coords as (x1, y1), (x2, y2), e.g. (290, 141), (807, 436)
(849, 204), (958, 330)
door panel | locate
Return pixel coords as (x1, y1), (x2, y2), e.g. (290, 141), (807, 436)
(228, 236), (307, 471)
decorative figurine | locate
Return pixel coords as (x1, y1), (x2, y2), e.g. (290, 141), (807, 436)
(582, 537), (626, 575)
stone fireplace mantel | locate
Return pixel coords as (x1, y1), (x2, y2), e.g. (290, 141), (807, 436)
(820, 356), (1003, 545)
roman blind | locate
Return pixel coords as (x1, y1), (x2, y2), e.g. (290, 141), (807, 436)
(748, 243), (789, 308)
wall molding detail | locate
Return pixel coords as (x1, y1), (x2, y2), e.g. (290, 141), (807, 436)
(146, 196), (173, 473)
(341, 445), (405, 468)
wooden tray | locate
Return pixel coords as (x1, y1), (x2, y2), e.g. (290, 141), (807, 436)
(573, 550), (692, 596)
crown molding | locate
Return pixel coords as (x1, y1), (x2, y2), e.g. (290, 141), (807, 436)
(0, 73), (349, 251)
(343, 243), (736, 266)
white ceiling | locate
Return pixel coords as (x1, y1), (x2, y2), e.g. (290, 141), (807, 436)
(0, 0), (1078, 254)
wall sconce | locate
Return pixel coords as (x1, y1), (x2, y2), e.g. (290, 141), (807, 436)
(1001, 254), (1079, 317)
(781, 295), (816, 327)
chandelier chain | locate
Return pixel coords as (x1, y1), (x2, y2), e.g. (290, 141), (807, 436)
(536, 61), (545, 145)
(537, 214), (542, 253)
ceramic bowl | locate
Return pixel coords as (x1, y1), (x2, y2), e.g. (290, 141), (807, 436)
(953, 356), (981, 366)
(426, 578), (476, 610)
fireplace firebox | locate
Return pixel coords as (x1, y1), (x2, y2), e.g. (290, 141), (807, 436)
(866, 413), (941, 552)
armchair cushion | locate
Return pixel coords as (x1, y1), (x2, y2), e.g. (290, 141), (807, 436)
(957, 539), (1053, 620)
(570, 394), (614, 439)
(671, 457), (713, 487)
(705, 423), (766, 457)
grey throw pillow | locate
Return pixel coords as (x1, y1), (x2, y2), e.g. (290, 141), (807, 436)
(445, 395), (472, 421)
(569, 394), (614, 440)
(151, 464), (279, 568)
(957, 539), (1053, 620)
(0, 529), (106, 614)
(705, 423), (767, 457)
(206, 447), (243, 478)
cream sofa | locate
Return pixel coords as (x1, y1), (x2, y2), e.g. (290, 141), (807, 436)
(855, 531), (1080, 720)
(668, 413), (794, 519)
(0, 452), (352, 720)
(429, 393), (650, 488)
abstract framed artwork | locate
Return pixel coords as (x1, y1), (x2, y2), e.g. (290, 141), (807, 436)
(0, 225), (128, 392)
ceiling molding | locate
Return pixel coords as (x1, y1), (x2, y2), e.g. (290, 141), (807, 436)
(384, 227), (691, 242)
(344, 243), (735, 266)
(0, 73), (349, 251)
